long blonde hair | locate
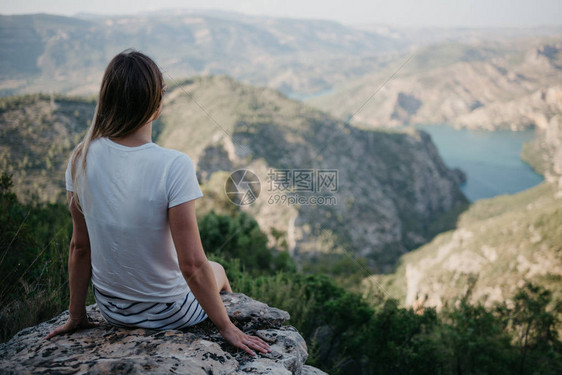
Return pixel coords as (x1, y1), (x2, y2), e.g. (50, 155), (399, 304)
(70, 49), (165, 208)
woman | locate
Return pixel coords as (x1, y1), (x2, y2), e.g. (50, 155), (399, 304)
(45, 49), (270, 357)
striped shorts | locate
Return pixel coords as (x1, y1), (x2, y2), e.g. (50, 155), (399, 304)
(93, 286), (208, 330)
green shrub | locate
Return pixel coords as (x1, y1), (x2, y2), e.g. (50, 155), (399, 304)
(198, 210), (295, 274)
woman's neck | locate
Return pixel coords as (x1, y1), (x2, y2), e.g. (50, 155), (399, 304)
(110, 122), (152, 147)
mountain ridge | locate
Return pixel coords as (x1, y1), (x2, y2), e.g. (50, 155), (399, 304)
(309, 39), (562, 131)
(156, 76), (467, 268)
(0, 12), (400, 97)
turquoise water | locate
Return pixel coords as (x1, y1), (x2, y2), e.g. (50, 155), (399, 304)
(414, 124), (544, 202)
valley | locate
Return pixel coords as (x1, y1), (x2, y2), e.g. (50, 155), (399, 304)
(1, 8), (561, 317)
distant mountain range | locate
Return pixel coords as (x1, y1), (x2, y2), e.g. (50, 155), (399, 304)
(1, 10), (561, 104)
(0, 12), (402, 97)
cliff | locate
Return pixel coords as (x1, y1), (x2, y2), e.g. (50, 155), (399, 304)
(0, 293), (327, 375)
(158, 76), (467, 269)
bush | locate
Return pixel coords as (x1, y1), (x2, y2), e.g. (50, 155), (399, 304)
(0, 173), (78, 342)
(198, 210), (295, 273)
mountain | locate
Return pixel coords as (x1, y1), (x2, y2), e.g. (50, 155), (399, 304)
(0, 12), (401, 97)
(364, 181), (562, 309)
(0, 76), (467, 269)
(308, 39), (562, 130)
(363, 117), (562, 308)
(155, 76), (468, 269)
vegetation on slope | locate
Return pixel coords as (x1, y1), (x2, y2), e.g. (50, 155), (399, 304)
(365, 181), (562, 313)
(0, 94), (94, 203)
(1, 173), (561, 375)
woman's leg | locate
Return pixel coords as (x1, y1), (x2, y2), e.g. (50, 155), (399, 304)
(209, 261), (232, 293)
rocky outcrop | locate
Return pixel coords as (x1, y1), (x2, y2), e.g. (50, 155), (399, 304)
(455, 86), (562, 131)
(521, 111), (562, 191)
(0, 293), (327, 375)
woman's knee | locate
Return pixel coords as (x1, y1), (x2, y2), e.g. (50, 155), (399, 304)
(209, 261), (232, 292)
(209, 261), (225, 275)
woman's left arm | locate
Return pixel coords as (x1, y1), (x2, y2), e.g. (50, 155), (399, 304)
(45, 192), (97, 339)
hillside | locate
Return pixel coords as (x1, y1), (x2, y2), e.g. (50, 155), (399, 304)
(0, 77), (467, 269)
(364, 117), (562, 308)
(309, 39), (562, 131)
(0, 94), (94, 202)
(364, 181), (562, 308)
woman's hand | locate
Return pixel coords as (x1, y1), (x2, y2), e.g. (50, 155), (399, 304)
(219, 322), (271, 356)
(44, 313), (98, 340)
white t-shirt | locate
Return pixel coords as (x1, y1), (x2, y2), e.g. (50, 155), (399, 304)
(65, 137), (203, 302)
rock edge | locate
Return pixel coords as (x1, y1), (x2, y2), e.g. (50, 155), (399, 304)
(0, 293), (328, 375)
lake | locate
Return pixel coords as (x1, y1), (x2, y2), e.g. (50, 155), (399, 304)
(414, 124), (544, 202)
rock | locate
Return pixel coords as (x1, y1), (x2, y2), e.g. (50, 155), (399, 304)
(0, 293), (327, 375)
(302, 365), (330, 375)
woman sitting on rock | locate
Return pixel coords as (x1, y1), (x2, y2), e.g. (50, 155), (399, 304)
(46, 49), (270, 357)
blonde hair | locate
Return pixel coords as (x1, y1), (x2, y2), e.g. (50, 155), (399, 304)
(70, 49), (165, 208)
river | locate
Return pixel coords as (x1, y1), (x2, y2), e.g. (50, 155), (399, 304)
(414, 124), (544, 202)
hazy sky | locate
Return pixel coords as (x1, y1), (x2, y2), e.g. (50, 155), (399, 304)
(0, 0), (560, 27)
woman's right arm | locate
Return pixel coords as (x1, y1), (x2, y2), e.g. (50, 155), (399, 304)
(168, 200), (270, 356)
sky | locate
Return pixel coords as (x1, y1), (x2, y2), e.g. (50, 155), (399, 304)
(0, 0), (560, 28)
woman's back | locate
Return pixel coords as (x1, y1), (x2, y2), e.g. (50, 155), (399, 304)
(66, 137), (202, 302)
(48, 50), (270, 356)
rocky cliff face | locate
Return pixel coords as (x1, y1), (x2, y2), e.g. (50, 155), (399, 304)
(522, 113), (562, 183)
(158, 77), (467, 269)
(0, 293), (327, 375)
(310, 41), (562, 131)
